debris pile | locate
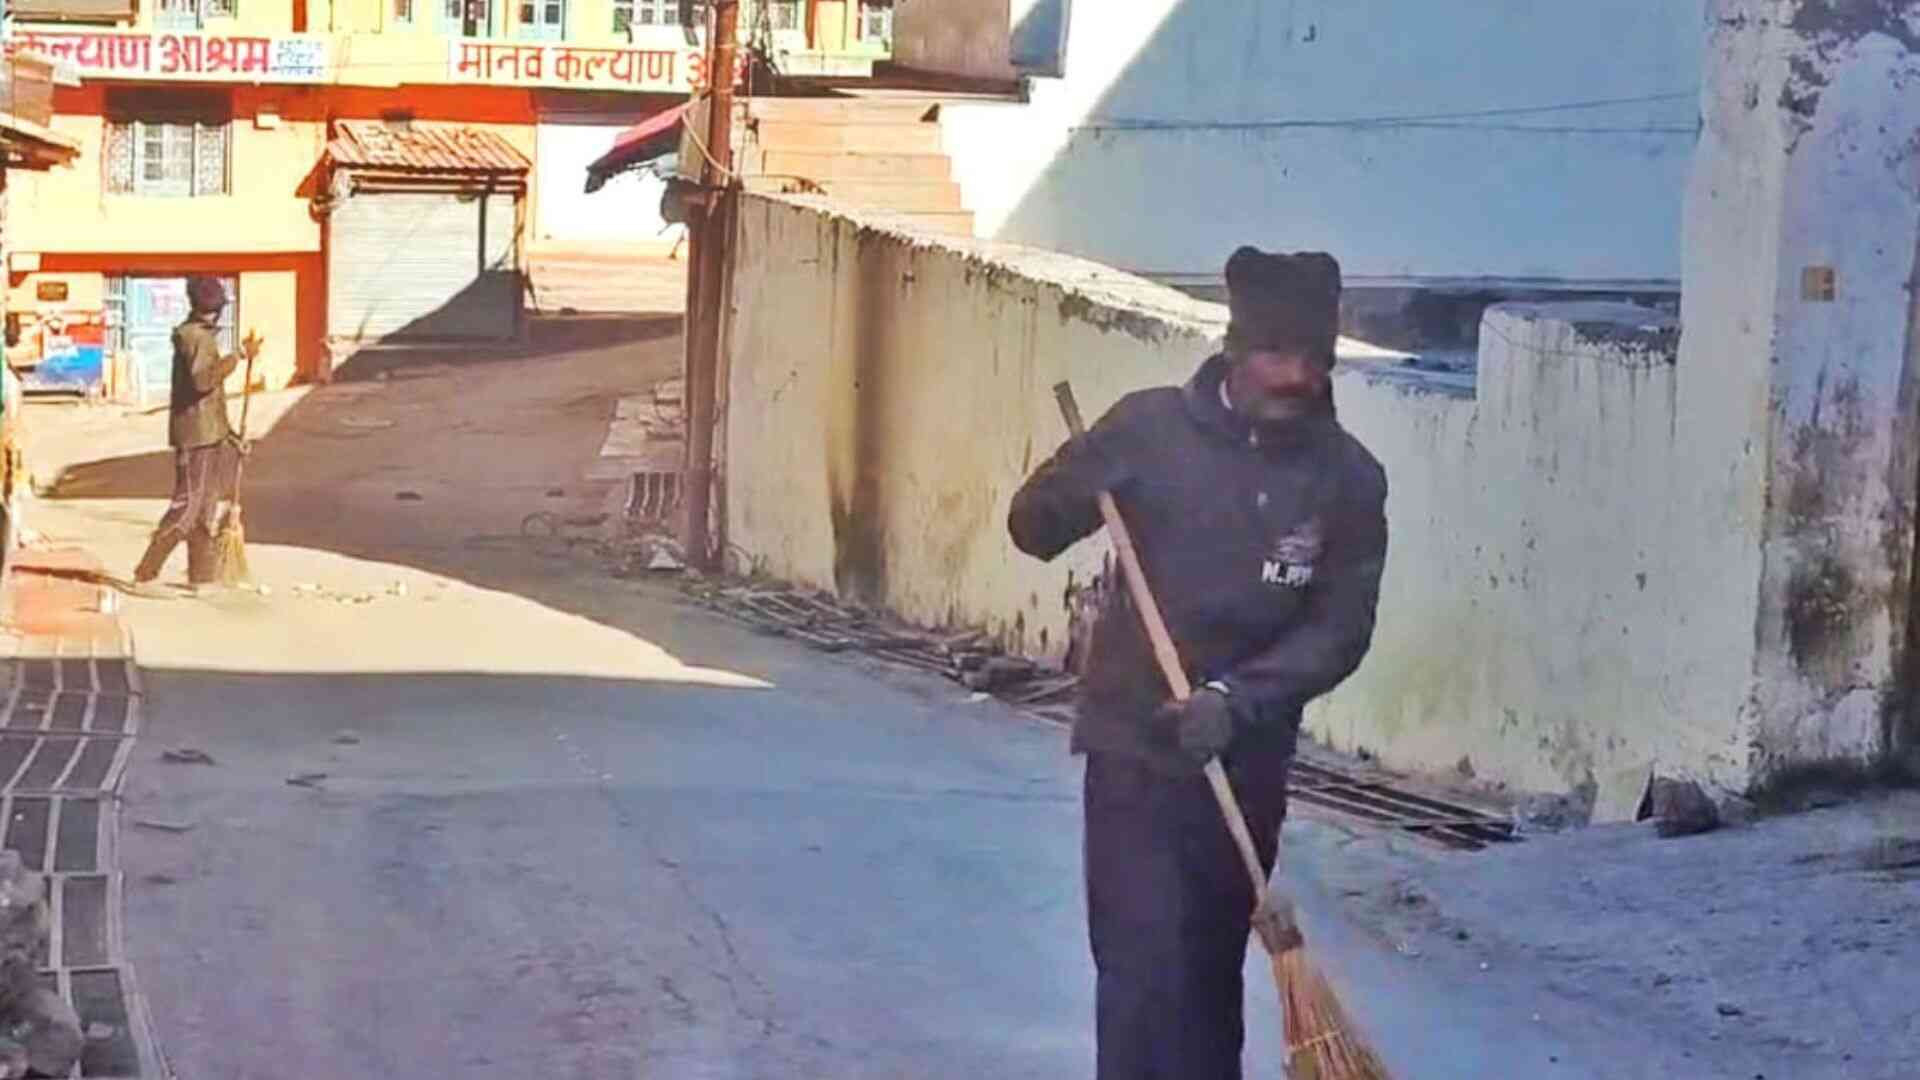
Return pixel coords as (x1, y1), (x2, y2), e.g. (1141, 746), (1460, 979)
(288, 581), (414, 605)
(682, 582), (1078, 716)
(0, 851), (81, 1079)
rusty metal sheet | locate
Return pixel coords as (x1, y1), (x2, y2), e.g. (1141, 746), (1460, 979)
(329, 120), (531, 174)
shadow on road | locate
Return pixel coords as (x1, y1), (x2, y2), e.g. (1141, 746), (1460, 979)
(32, 311), (714, 670)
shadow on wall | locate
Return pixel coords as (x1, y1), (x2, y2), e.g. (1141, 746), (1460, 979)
(333, 270), (525, 350)
(827, 231), (900, 603)
(1009, 0), (1069, 75)
(979, 0), (1703, 283)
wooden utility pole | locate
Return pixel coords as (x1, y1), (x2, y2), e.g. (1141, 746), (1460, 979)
(682, 0), (740, 572)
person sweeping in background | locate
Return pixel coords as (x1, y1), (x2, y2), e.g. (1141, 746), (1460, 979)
(128, 275), (261, 596)
(1008, 247), (1389, 1079)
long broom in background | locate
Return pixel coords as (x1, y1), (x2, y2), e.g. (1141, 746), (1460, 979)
(1053, 382), (1390, 1080)
(216, 332), (262, 587)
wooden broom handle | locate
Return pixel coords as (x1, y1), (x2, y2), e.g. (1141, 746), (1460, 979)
(1053, 382), (1275, 906)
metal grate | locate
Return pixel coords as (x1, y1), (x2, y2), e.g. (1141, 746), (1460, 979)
(1290, 759), (1517, 851)
(625, 469), (683, 528)
(1, 609), (159, 1077)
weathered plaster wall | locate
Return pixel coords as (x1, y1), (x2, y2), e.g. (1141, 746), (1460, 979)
(725, 193), (1753, 795)
(1317, 306), (1753, 796)
(1690, 0), (1920, 774)
(725, 193), (1219, 657)
(936, 0), (1705, 284)
(891, 0), (1019, 83)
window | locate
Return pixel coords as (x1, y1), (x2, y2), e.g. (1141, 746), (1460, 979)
(105, 94), (230, 197)
(106, 276), (238, 355)
(860, 0), (891, 42)
(516, 0), (562, 39)
(442, 0), (491, 37)
(393, 0), (414, 21)
(631, 0), (700, 27)
(766, 0), (797, 31)
(613, 0), (632, 33)
(154, 0), (234, 28)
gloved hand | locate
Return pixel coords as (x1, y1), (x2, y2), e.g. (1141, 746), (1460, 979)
(1167, 687), (1238, 765)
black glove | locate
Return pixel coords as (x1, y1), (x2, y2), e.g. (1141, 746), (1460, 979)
(1168, 687), (1238, 765)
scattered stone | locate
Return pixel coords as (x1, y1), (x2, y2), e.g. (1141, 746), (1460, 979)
(85, 1023), (115, 1041)
(546, 488), (566, 497)
(961, 656), (1037, 692)
(1862, 837), (1920, 872)
(1716, 1002), (1744, 1017)
(161, 747), (217, 766)
(333, 730), (363, 746)
(142, 874), (177, 887)
(287, 772), (329, 789)
(395, 490), (423, 502)
(1653, 972), (1674, 987)
(0, 852), (80, 1078)
(1513, 792), (1585, 834)
(1454, 929), (1471, 941)
(1716, 793), (1758, 828)
(132, 819), (195, 833)
(1592, 761), (1653, 824)
(1649, 778), (1721, 838)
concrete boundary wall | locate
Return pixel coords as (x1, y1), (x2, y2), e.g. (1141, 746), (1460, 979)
(722, 194), (1758, 798)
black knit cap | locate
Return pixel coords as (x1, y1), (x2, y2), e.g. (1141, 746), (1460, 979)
(185, 275), (227, 315)
(1223, 246), (1341, 366)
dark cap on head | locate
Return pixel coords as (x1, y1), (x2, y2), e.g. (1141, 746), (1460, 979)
(1223, 246), (1341, 365)
(186, 275), (227, 315)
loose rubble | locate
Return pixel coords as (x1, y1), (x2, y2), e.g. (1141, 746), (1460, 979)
(0, 852), (82, 1079)
(682, 582), (1079, 717)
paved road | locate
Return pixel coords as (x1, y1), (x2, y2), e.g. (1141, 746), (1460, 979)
(18, 325), (1708, 1079)
(116, 593), (1111, 1078)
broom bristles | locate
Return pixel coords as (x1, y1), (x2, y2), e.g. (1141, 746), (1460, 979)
(215, 506), (249, 586)
(1275, 945), (1391, 1080)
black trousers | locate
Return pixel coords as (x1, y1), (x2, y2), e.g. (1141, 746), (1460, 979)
(134, 442), (235, 584)
(1084, 739), (1292, 1080)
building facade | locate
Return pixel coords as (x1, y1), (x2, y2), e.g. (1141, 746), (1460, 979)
(2, 0), (895, 390)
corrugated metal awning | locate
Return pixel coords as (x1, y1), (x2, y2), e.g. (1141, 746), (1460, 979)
(329, 120), (530, 176)
(0, 110), (81, 169)
(585, 102), (688, 193)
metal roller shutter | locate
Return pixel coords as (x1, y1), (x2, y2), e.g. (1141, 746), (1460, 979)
(328, 190), (520, 343)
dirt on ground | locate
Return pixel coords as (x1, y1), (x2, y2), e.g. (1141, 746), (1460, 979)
(14, 309), (1920, 1078)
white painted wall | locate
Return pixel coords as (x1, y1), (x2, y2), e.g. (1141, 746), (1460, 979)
(1686, 0), (1920, 773)
(939, 0), (1707, 285)
(534, 120), (678, 253)
(722, 193), (1762, 797)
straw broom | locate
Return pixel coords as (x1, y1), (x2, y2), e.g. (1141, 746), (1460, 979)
(215, 332), (262, 587)
(1053, 382), (1389, 1080)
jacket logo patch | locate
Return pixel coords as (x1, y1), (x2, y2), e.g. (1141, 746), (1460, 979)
(1262, 519), (1323, 590)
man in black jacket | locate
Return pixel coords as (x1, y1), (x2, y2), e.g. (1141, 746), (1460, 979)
(131, 276), (258, 591)
(1008, 247), (1388, 1080)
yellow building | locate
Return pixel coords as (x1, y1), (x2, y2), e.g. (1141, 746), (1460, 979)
(3, 0), (895, 390)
